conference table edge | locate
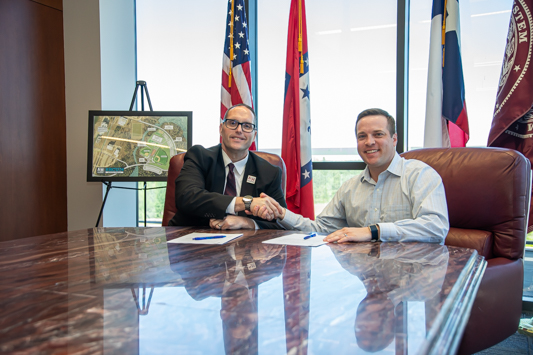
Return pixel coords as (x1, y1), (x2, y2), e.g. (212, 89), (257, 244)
(424, 251), (487, 355)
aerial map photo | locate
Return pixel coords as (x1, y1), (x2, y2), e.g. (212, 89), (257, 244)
(90, 114), (189, 179)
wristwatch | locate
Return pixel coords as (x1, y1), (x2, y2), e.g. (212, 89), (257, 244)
(369, 224), (380, 242)
(243, 195), (253, 212)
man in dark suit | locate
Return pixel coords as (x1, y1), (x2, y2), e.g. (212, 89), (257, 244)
(168, 104), (286, 229)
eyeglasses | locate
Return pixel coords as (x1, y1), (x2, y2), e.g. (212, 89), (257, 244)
(223, 119), (256, 133)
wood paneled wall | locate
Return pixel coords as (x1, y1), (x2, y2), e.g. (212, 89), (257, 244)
(0, 0), (67, 241)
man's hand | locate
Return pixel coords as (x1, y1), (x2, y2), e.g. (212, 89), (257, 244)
(209, 216), (255, 230)
(248, 193), (285, 220)
(323, 227), (372, 243)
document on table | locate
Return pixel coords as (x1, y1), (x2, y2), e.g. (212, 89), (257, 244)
(167, 232), (243, 245)
(262, 233), (327, 247)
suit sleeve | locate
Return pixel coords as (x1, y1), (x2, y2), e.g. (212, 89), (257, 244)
(254, 166), (288, 230)
(175, 146), (233, 220)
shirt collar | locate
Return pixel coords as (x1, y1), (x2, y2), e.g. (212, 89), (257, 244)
(361, 152), (402, 183)
(221, 149), (248, 175)
(387, 152), (402, 177)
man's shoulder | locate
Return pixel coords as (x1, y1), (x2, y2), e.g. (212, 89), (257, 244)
(400, 155), (442, 181)
(342, 172), (366, 189)
(187, 144), (220, 155)
(186, 144), (221, 160)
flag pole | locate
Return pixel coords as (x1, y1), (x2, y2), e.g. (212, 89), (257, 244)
(441, 0), (447, 67)
(298, 0), (303, 74)
(228, 0), (234, 87)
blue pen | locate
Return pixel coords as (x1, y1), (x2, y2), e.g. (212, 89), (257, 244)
(303, 233), (317, 240)
(193, 235), (226, 240)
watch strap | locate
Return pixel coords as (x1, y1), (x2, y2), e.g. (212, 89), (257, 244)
(369, 224), (379, 242)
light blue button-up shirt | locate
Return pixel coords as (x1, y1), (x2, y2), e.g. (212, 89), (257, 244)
(279, 153), (449, 244)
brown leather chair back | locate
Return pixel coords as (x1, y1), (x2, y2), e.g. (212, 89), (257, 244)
(162, 150), (287, 226)
(401, 147), (530, 260)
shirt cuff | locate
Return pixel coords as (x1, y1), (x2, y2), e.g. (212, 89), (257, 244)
(252, 220), (259, 230)
(376, 222), (399, 242)
(226, 197), (237, 215)
(278, 208), (297, 229)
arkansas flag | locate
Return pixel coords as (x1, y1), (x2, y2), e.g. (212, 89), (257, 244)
(424, 0), (469, 148)
(282, 0), (314, 219)
(488, 0), (533, 232)
(221, 0), (256, 150)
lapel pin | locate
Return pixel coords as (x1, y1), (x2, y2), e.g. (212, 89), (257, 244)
(246, 175), (257, 184)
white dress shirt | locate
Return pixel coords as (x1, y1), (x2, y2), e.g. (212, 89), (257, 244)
(221, 150), (259, 229)
(279, 153), (449, 244)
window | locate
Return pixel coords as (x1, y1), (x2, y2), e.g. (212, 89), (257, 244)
(258, 0), (398, 163)
(136, 0), (228, 226)
(408, 0), (513, 149)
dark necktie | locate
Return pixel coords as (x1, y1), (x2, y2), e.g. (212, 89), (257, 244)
(224, 163), (237, 196)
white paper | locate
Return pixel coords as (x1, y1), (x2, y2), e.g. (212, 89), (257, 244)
(167, 232), (243, 245)
(262, 233), (327, 247)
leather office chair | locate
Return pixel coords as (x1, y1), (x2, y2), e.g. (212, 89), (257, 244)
(162, 150), (287, 227)
(401, 147), (531, 354)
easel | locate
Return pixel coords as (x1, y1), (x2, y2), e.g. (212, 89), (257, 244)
(96, 81), (161, 228)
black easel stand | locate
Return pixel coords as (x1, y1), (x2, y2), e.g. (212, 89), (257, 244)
(129, 80), (153, 111)
(95, 81), (158, 228)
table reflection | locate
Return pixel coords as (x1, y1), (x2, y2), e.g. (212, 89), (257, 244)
(168, 240), (286, 354)
(330, 242), (449, 353)
(0, 227), (481, 354)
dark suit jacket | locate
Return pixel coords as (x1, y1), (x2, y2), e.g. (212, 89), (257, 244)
(168, 144), (287, 229)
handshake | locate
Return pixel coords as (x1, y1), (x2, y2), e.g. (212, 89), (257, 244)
(209, 193), (285, 230)
(244, 193), (286, 221)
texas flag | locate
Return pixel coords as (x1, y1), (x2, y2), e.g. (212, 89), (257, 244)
(281, 0), (314, 219)
(424, 0), (469, 148)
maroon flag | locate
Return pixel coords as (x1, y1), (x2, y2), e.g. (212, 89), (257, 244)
(488, 0), (533, 232)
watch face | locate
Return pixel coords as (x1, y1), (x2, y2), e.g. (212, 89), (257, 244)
(243, 196), (253, 211)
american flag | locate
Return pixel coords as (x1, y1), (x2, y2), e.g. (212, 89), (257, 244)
(424, 0), (469, 148)
(221, 0), (256, 150)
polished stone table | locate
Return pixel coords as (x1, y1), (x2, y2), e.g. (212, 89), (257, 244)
(0, 227), (486, 354)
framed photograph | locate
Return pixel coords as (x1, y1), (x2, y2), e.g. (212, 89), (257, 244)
(87, 110), (192, 182)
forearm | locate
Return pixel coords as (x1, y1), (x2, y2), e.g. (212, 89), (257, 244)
(278, 208), (346, 233)
(378, 213), (449, 244)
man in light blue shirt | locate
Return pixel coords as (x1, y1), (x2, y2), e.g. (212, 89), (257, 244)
(255, 108), (449, 244)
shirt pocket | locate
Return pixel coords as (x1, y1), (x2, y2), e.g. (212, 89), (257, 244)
(381, 204), (411, 222)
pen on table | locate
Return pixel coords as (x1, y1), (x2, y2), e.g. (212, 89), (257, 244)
(303, 233), (317, 240)
(193, 235), (226, 240)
